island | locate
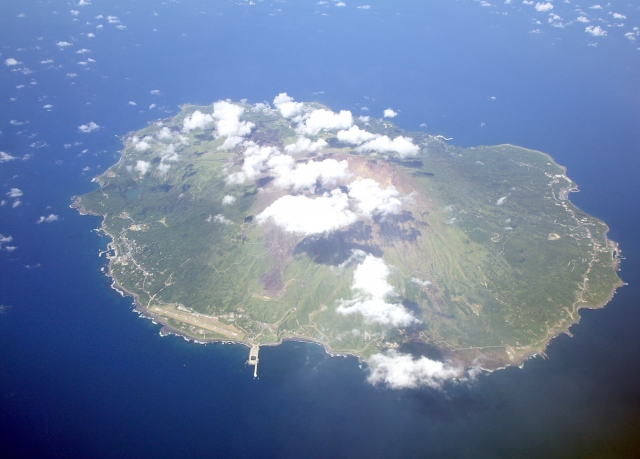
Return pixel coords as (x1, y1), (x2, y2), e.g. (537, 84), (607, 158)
(73, 95), (623, 375)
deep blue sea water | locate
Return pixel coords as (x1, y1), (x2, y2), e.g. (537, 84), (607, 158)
(1, 1), (639, 457)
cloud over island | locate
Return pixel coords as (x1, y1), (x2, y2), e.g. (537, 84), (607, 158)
(142, 95), (450, 386)
(366, 350), (461, 389)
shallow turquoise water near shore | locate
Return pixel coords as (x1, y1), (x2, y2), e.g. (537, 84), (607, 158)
(1, 1), (639, 457)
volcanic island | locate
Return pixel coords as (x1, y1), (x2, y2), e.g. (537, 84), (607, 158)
(74, 94), (623, 376)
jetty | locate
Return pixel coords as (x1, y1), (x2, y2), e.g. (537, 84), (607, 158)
(248, 345), (259, 378)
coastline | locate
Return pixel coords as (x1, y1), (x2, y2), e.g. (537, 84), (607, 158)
(75, 198), (366, 361)
(70, 128), (626, 373)
(74, 194), (625, 371)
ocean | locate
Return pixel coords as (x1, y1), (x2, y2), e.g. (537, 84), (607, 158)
(1, 1), (639, 457)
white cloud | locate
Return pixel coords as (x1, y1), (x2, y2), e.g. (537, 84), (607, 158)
(264, 153), (294, 174)
(13, 67), (32, 75)
(612, 13), (626, 20)
(534, 2), (553, 12)
(4, 58), (21, 66)
(336, 255), (417, 327)
(107, 16), (120, 23)
(70, 10), (79, 16)
(76, 48), (90, 54)
(356, 135), (420, 158)
(78, 121), (100, 133)
(548, 13), (562, 24)
(283, 136), (328, 154)
(522, 0), (533, 4)
(257, 190), (358, 235)
(218, 135), (245, 151)
(56, 41), (73, 47)
(366, 350), (460, 389)
(212, 101), (255, 138)
(336, 2), (346, 6)
(7, 188), (23, 198)
(134, 140), (151, 151)
(576, 16), (590, 23)
(156, 127), (172, 140)
(350, 254), (396, 299)
(182, 110), (214, 132)
(585, 25), (607, 36)
(625, 32), (636, 41)
(156, 144), (180, 163)
(226, 143), (279, 184)
(78, 0), (91, 5)
(12, 200), (21, 208)
(157, 163), (171, 174)
(273, 93), (305, 118)
(411, 277), (432, 288)
(252, 102), (267, 112)
(87, 33), (95, 38)
(135, 160), (151, 175)
(383, 108), (398, 118)
(297, 108), (353, 135)
(0, 152), (17, 162)
(36, 214), (59, 224)
(358, 5), (371, 9)
(0, 234), (13, 246)
(222, 195), (236, 205)
(270, 158), (350, 191)
(589, 5), (602, 9)
(150, 89), (161, 95)
(41, 59), (54, 64)
(210, 214), (231, 224)
(336, 125), (378, 145)
(496, 196), (507, 205)
(348, 179), (402, 217)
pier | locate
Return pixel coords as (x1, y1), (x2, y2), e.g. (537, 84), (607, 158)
(248, 345), (259, 378)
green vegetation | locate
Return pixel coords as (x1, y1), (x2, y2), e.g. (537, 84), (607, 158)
(76, 102), (622, 369)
